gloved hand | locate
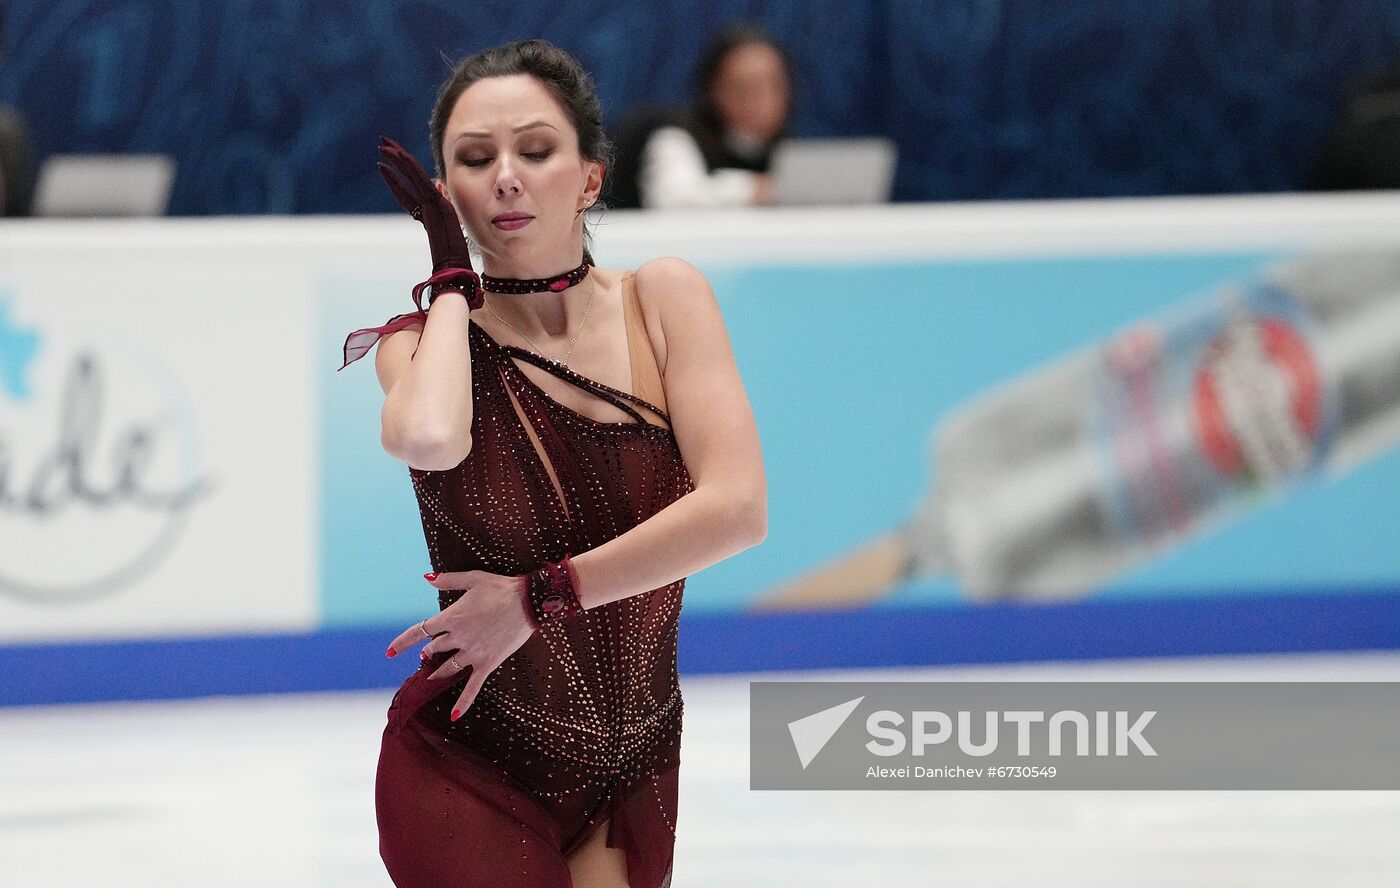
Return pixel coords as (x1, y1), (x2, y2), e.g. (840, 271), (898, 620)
(377, 136), (484, 310)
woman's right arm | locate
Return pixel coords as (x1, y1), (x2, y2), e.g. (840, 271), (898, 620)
(375, 291), (475, 471)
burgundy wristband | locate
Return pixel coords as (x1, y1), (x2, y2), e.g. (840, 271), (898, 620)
(520, 554), (584, 630)
(411, 267), (485, 312)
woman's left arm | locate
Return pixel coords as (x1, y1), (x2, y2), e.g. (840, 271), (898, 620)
(569, 256), (767, 607)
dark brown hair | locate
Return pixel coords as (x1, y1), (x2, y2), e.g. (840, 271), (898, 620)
(693, 24), (794, 147)
(428, 39), (614, 188)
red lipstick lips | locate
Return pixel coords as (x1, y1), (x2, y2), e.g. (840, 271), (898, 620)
(493, 212), (534, 230)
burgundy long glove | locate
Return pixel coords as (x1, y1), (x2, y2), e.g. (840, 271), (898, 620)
(376, 136), (484, 312)
(338, 137), (486, 370)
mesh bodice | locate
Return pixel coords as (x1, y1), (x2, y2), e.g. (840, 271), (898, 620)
(413, 320), (693, 789)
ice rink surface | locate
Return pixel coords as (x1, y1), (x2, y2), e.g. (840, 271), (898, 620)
(4, 651), (1400, 888)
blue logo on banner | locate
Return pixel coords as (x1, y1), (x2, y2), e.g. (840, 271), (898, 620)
(0, 296), (41, 401)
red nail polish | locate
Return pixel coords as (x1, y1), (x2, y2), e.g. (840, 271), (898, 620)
(450, 708), (461, 721)
(420, 649), (429, 660)
(424, 572), (439, 581)
(386, 646), (397, 658)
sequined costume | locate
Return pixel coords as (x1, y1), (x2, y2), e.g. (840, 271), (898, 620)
(345, 272), (692, 888)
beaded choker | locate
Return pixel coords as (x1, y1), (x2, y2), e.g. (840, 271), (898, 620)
(482, 253), (594, 294)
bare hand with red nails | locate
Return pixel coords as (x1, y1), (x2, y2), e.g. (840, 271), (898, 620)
(385, 569), (535, 721)
(376, 135), (484, 311)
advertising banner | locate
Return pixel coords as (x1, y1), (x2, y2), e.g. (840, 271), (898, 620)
(4, 195), (1400, 703)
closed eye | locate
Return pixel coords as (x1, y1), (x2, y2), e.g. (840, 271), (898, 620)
(459, 150), (550, 167)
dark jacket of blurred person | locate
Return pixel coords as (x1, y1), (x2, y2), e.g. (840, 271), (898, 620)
(0, 9), (35, 217)
(1310, 62), (1400, 191)
(608, 24), (793, 210)
(0, 106), (35, 216)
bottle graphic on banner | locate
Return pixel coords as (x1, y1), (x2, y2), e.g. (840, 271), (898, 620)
(756, 251), (1400, 607)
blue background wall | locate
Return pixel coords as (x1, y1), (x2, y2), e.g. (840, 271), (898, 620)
(4, 0), (1400, 215)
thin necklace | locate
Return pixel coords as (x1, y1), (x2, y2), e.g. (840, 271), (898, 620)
(488, 274), (597, 369)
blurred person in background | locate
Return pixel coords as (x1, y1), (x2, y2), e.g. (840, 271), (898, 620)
(339, 38), (766, 888)
(0, 9), (35, 216)
(1309, 60), (1400, 191)
(608, 23), (793, 209)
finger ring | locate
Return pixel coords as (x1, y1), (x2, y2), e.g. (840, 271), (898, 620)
(419, 620), (432, 640)
(449, 658), (463, 672)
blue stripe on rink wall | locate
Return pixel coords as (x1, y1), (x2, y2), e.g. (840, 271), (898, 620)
(0, 627), (416, 708)
(680, 588), (1400, 673)
(3, 589), (1399, 706)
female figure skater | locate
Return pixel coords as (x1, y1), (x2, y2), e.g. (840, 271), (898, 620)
(338, 39), (767, 888)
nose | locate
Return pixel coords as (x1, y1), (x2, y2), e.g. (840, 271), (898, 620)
(494, 156), (523, 197)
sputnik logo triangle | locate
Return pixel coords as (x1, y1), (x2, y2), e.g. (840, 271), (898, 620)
(787, 695), (865, 769)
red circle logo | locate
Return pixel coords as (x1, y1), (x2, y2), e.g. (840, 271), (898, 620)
(1193, 315), (1320, 479)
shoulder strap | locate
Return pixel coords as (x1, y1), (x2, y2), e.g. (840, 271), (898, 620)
(504, 346), (652, 424)
(475, 304), (672, 426)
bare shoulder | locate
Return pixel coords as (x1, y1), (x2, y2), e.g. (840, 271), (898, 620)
(632, 257), (718, 376)
(373, 320), (424, 396)
(634, 256), (709, 296)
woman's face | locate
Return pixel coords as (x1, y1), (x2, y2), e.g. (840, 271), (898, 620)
(708, 42), (790, 143)
(437, 74), (602, 268)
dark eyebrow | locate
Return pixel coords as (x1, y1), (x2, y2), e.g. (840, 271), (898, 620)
(454, 121), (558, 142)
